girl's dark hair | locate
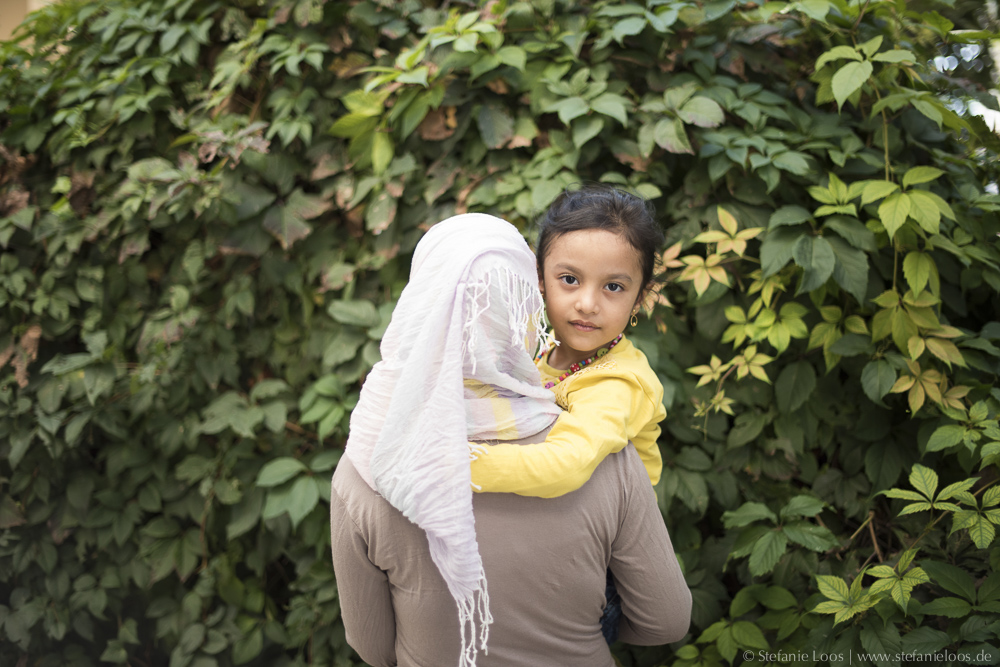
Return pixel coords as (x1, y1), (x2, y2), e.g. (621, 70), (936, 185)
(536, 186), (665, 290)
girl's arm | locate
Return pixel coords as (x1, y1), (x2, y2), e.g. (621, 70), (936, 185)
(469, 375), (660, 498)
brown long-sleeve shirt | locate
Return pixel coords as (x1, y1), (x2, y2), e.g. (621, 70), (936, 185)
(330, 439), (691, 667)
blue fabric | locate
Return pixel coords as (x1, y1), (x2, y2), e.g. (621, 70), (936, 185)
(600, 569), (621, 644)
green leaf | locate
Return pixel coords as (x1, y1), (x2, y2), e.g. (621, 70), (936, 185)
(860, 180), (900, 206)
(832, 60), (873, 108)
(262, 201), (314, 251)
(232, 627), (263, 665)
(722, 502), (777, 528)
(860, 622), (901, 667)
(899, 501), (934, 515)
(903, 251), (935, 296)
(590, 93), (629, 126)
(653, 117), (693, 154)
(286, 476), (320, 528)
(612, 16), (647, 43)
(824, 216), (877, 251)
(883, 489), (927, 501)
(921, 560), (976, 602)
(453, 32), (478, 52)
(328, 299), (380, 327)
(983, 486), (1000, 509)
(249, 379), (290, 403)
(730, 585), (764, 617)
(797, 0), (832, 21)
(908, 464), (938, 501)
(226, 489), (263, 541)
(978, 573), (1000, 603)
(730, 620), (769, 650)
(497, 45), (526, 71)
(878, 192), (911, 238)
(261, 402), (287, 434)
(678, 97), (725, 128)
(906, 190), (942, 234)
(749, 530), (788, 576)
(532, 179), (564, 212)
(310, 450), (342, 472)
(783, 521), (838, 551)
(256, 458), (307, 487)
(858, 36), (884, 59)
(674, 468), (710, 514)
(476, 102), (514, 149)
(550, 96), (590, 125)
(919, 596), (972, 617)
(371, 132), (394, 175)
(774, 361), (817, 414)
(816, 46), (863, 70)
(675, 446), (712, 472)
(926, 425), (966, 453)
(968, 516), (996, 548)
(901, 627), (952, 655)
(872, 49), (915, 63)
(772, 151), (811, 176)
(781, 495), (826, 519)
(827, 235), (869, 303)
(727, 411), (768, 449)
(912, 97), (944, 128)
(861, 359), (896, 404)
(769, 205), (812, 229)
(757, 586), (797, 610)
(813, 600), (847, 615)
(793, 235), (836, 294)
(329, 112), (379, 138)
(816, 575), (850, 603)
(902, 166), (944, 188)
(572, 116), (604, 148)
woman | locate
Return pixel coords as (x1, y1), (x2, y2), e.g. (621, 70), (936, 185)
(331, 213), (690, 666)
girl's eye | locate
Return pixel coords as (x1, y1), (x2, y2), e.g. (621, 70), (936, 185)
(559, 275), (578, 286)
(606, 283), (624, 293)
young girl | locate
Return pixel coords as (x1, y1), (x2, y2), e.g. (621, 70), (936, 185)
(469, 186), (666, 496)
(469, 186), (667, 642)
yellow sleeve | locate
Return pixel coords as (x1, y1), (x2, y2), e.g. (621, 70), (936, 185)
(469, 376), (660, 498)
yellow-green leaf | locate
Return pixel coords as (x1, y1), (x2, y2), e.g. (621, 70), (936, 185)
(878, 192), (911, 238)
(903, 166), (945, 188)
(926, 337), (966, 368)
(371, 132), (394, 175)
(908, 464), (938, 500)
(860, 180), (899, 206)
(902, 251), (935, 295)
(832, 60), (873, 108)
(816, 45), (863, 70)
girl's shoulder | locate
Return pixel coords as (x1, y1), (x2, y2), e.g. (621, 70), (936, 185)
(538, 336), (660, 401)
(603, 336), (657, 382)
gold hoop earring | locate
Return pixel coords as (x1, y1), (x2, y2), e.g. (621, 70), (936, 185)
(630, 313), (638, 327)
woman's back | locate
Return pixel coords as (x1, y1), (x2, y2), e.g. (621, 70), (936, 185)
(331, 431), (689, 667)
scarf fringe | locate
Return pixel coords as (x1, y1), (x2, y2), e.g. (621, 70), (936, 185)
(462, 265), (547, 375)
(457, 570), (493, 667)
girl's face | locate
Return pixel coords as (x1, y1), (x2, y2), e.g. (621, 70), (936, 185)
(540, 229), (644, 370)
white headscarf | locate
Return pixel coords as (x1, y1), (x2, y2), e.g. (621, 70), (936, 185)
(345, 213), (561, 666)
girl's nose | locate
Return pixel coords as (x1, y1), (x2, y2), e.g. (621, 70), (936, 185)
(576, 288), (599, 314)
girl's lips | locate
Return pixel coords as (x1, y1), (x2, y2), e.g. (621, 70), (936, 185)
(571, 321), (598, 331)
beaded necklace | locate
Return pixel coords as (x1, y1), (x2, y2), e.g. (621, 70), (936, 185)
(535, 333), (624, 389)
